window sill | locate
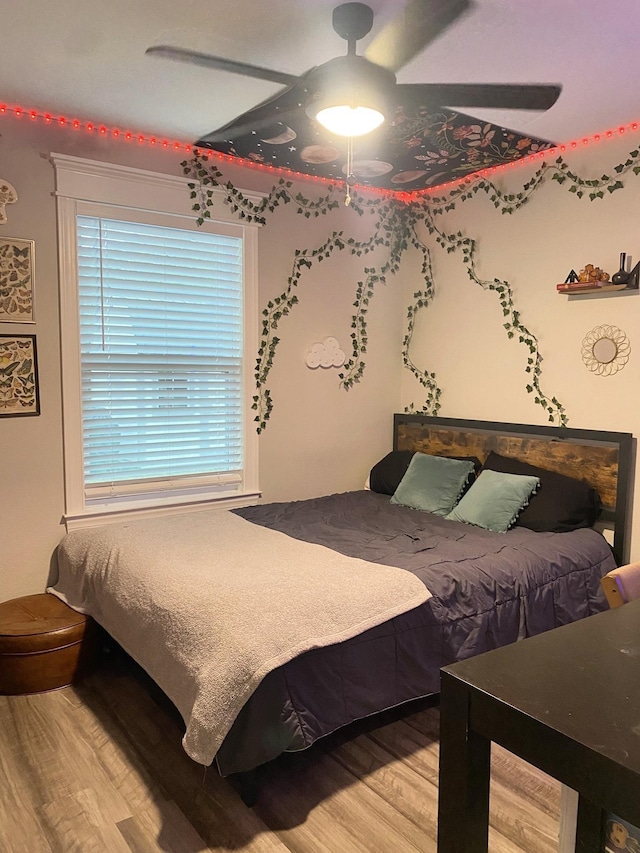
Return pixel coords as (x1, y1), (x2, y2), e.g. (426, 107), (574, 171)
(63, 490), (261, 531)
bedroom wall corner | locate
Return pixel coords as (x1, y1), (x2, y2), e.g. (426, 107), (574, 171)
(399, 132), (640, 560)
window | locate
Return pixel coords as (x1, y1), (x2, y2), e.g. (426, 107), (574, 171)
(54, 155), (260, 526)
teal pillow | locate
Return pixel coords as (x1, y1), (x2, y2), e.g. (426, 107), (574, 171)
(446, 469), (540, 532)
(390, 453), (475, 516)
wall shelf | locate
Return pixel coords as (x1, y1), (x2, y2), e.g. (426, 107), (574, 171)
(559, 257), (640, 295)
(557, 283), (638, 296)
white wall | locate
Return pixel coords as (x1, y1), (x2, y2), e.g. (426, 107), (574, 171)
(0, 119), (403, 602)
(4, 117), (639, 603)
(401, 133), (640, 559)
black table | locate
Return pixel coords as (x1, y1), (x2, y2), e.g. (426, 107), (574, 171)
(437, 600), (640, 853)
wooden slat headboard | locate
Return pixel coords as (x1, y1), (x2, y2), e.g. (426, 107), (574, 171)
(393, 414), (635, 565)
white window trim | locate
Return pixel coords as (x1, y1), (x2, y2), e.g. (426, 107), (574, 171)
(53, 153), (262, 529)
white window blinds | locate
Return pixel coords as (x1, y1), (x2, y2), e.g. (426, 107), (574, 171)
(76, 215), (244, 496)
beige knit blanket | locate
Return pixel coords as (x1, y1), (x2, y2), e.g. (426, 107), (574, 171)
(50, 509), (431, 765)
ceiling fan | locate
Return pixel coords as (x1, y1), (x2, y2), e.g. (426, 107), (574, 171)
(147, 1), (562, 190)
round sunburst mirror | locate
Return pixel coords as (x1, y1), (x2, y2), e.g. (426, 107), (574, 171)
(581, 324), (630, 375)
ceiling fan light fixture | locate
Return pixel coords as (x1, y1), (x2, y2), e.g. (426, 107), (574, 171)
(305, 54), (396, 137)
(315, 103), (385, 137)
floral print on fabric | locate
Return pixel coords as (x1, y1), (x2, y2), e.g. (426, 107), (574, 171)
(198, 98), (555, 191)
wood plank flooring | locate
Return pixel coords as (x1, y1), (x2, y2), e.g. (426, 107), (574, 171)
(0, 647), (561, 853)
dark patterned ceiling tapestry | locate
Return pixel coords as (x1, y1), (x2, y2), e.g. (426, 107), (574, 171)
(197, 94), (555, 191)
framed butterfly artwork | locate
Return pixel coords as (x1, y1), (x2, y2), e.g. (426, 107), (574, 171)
(0, 237), (35, 322)
(0, 335), (40, 417)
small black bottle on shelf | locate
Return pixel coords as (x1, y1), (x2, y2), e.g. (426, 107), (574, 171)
(612, 252), (630, 285)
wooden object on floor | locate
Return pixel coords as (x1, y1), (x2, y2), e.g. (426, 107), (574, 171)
(0, 593), (98, 694)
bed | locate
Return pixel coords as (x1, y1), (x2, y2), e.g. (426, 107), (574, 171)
(50, 414), (634, 786)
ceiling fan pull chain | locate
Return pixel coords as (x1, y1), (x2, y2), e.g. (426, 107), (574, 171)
(345, 135), (355, 206)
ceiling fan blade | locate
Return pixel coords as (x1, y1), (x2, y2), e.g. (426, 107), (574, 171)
(396, 82), (562, 111)
(365, 0), (473, 73)
(146, 45), (299, 86)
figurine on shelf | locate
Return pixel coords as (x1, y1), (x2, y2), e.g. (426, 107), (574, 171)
(558, 263), (612, 292)
(557, 263), (612, 292)
(578, 263), (610, 283)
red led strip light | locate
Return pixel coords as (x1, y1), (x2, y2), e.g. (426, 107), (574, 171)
(1, 101), (638, 201)
(0, 102), (397, 199)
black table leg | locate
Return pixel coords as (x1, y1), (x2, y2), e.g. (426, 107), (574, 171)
(438, 672), (491, 853)
(575, 795), (604, 852)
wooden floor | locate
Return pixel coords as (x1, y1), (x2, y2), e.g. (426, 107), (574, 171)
(0, 647), (561, 853)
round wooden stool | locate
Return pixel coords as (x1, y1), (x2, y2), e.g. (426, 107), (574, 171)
(0, 593), (99, 695)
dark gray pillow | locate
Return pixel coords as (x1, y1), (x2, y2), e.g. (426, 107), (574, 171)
(369, 450), (415, 495)
(482, 451), (602, 532)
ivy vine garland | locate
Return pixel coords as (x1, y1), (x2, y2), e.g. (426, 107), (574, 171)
(403, 201), (566, 425)
(183, 146), (639, 432)
(400, 218), (441, 415)
(425, 153), (629, 214)
(183, 152), (406, 432)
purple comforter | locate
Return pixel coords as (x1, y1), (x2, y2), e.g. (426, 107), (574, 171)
(214, 490), (613, 774)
